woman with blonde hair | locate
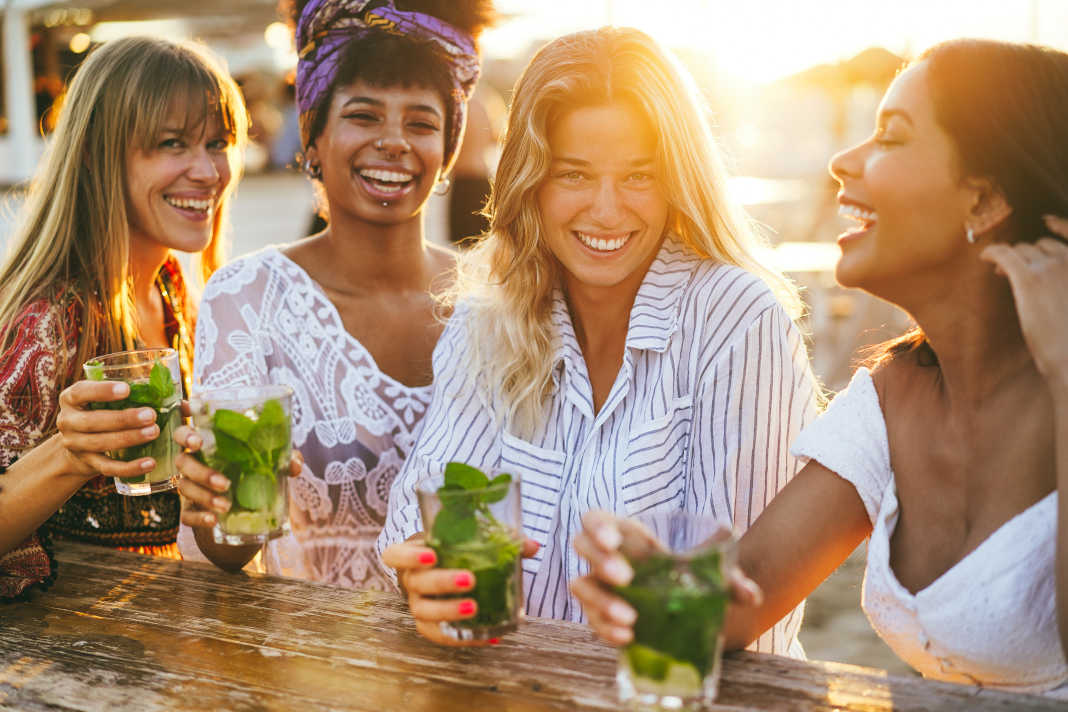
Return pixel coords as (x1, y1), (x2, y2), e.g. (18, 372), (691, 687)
(379, 26), (819, 651)
(0, 36), (247, 597)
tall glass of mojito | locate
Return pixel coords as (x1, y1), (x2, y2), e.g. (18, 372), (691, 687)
(614, 512), (735, 710)
(417, 463), (524, 641)
(83, 348), (182, 496)
(190, 385), (293, 545)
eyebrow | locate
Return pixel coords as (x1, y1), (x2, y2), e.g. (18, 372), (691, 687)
(552, 157), (655, 167)
(877, 108), (914, 126)
(341, 96), (442, 117)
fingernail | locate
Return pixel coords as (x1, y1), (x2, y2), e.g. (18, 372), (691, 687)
(141, 425), (158, 437)
(187, 434), (202, 449)
(489, 638), (500, 645)
(608, 600), (637, 625)
(138, 408), (156, 422)
(604, 558), (632, 584)
(454, 572), (473, 589)
(112, 383), (128, 396)
(203, 513), (217, 527)
(210, 475), (230, 491)
(418, 551), (436, 566)
(595, 526), (621, 550)
(141, 459), (155, 471)
(212, 496), (231, 512)
(458, 600), (476, 616)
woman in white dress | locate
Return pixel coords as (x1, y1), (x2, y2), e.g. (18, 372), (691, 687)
(378, 27), (819, 651)
(173, 0), (495, 588)
(572, 39), (1068, 696)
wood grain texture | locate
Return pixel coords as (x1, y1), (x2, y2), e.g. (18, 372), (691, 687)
(0, 542), (1061, 711)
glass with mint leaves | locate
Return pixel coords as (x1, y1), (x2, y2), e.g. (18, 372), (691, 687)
(190, 385), (293, 545)
(615, 512), (735, 710)
(83, 348), (182, 496)
(417, 463), (524, 641)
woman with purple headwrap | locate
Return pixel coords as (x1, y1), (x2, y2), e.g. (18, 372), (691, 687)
(174, 0), (496, 587)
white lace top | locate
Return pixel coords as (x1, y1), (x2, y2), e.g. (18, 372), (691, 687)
(179, 247), (433, 590)
(792, 368), (1067, 697)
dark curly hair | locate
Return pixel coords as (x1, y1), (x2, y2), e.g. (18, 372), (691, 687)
(280, 0), (495, 148)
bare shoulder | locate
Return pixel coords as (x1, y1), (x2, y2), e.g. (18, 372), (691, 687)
(870, 352), (939, 422)
(426, 242), (459, 284)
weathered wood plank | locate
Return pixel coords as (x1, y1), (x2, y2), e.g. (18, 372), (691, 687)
(0, 543), (1061, 712)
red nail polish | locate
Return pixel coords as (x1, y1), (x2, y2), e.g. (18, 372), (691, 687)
(418, 551), (436, 565)
(458, 600), (476, 615)
(489, 638), (500, 645)
(454, 572), (473, 588)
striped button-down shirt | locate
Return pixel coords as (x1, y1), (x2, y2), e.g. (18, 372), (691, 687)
(378, 238), (819, 657)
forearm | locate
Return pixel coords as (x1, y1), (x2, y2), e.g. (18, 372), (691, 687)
(0, 434), (88, 556)
(1052, 384), (1068, 662)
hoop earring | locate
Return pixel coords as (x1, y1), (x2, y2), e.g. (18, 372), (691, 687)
(303, 158), (322, 180)
(965, 225), (976, 244)
(433, 177), (452, 196)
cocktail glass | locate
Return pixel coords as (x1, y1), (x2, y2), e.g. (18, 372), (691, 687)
(417, 463), (524, 641)
(190, 384), (293, 545)
(83, 348), (182, 496)
(615, 511), (735, 710)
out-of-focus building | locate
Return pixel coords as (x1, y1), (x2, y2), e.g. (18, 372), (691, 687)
(1, 0), (288, 185)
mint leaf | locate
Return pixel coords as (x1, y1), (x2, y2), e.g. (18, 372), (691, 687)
(235, 472), (273, 510)
(481, 473), (513, 504)
(214, 408), (256, 443)
(126, 382), (160, 408)
(213, 429), (255, 469)
(249, 399), (289, 458)
(149, 360), (175, 402)
(444, 462), (489, 490)
(433, 506), (478, 545)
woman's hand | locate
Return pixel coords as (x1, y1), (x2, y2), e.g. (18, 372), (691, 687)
(54, 380), (161, 480)
(382, 536), (540, 647)
(981, 216), (1068, 397)
(570, 510), (764, 646)
(174, 424), (304, 530)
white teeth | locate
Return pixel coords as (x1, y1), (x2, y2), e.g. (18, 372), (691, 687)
(576, 231), (629, 252)
(838, 204), (877, 223)
(165, 196), (212, 212)
(359, 168), (414, 183)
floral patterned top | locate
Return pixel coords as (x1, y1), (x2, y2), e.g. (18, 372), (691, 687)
(0, 257), (193, 599)
(181, 248), (433, 590)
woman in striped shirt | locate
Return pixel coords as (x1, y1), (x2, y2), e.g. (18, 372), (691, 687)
(378, 26), (819, 654)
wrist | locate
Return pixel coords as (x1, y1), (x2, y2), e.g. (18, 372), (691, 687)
(35, 434), (96, 488)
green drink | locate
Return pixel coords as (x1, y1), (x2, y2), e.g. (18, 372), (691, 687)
(84, 349), (182, 496)
(418, 463), (524, 640)
(190, 385), (293, 545)
(615, 514), (734, 709)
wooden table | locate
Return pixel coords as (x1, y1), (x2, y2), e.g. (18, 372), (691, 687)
(0, 542), (1061, 711)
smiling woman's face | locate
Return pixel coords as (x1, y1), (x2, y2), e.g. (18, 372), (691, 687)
(536, 100), (669, 301)
(829, 61), (977, 298)
(308, 79), (446, 225)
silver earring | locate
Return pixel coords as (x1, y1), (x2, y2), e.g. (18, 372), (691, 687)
(433, 177), (452, 195)
(966, 225), (976, 244)
(375, 139), (386, 150)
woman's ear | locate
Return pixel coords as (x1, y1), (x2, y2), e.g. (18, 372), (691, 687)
(964, 177), (1013, 236)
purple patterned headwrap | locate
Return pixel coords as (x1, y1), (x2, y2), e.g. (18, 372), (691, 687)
(296, 0), (481, 170)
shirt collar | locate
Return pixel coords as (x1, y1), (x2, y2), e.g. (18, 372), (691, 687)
(550, 235), (700, 373)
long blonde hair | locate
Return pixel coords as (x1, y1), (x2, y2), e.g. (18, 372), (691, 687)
(450, 27), (801, 435)
(0, 36), (248, 375)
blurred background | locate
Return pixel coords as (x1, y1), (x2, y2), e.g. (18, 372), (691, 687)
(2, 0), (1066, 674)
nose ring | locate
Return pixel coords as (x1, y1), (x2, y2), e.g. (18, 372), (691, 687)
(375, 139), (385, 150)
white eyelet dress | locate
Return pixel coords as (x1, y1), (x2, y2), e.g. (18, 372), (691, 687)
(791, 367), (1067, 698)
